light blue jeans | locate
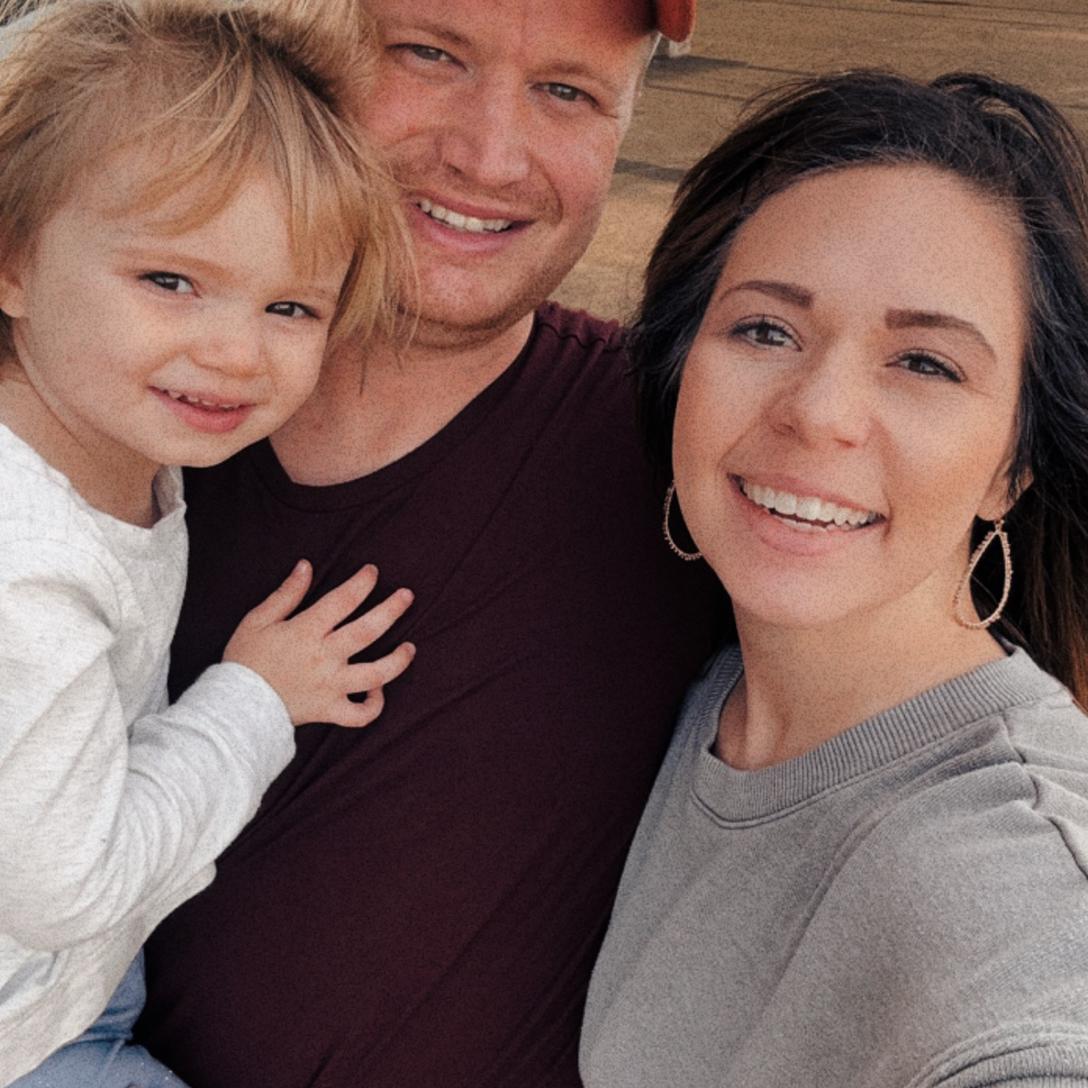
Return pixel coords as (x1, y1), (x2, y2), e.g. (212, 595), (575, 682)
(12, 951), (187, 1088)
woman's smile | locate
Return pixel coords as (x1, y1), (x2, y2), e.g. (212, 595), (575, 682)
(733, 476), (882, 530)
(725, 473), (886, 561)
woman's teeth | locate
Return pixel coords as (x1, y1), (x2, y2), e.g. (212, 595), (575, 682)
(740, 479), (878, 528)
(417, 198), (513, 234)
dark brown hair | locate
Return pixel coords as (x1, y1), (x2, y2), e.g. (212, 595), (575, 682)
(633, 70), (1088, 701)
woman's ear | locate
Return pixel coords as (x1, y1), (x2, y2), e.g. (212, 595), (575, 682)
(978, 462), (1033, 522)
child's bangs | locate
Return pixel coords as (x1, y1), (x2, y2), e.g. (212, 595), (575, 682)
(0, 0), (409, 349)
(105, 51), (373, 275)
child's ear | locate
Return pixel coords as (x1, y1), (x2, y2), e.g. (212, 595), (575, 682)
(0, 266), (27, 319)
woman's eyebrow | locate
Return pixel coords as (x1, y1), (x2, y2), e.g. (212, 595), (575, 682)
(717, 279), (814, 308)
(886, 308), (996, 361)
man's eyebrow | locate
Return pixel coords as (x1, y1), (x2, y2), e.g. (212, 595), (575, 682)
(885, 308), (996, 361)
(716, 280), (814, 308)
(389, 19), (472, 50)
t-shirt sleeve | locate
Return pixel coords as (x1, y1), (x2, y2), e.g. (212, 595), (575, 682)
(0, 540), (294, 951)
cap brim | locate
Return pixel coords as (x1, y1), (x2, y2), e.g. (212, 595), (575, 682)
(654, 0), (695, 41)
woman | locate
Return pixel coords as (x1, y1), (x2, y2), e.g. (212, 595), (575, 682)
(581, 71), (1088, 1087)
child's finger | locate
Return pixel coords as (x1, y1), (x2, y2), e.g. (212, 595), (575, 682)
(344, 642), (416, 693)
(329, 687), (386, 729)
(331, 588), (414, 653)
(297, 563), (379, 632)
(238, 560), (312, 630)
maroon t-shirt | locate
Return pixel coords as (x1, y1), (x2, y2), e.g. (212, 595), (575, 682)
(137, 303), (722, 1087)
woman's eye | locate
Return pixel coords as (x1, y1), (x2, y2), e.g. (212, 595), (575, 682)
(897, 351), (963, 382)
(733, 318), (796, 349)
(144, 271), (193, 294)
(266, 301), (315, 320)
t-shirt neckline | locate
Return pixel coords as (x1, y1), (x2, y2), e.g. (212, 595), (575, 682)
(246, 309), (547, 511)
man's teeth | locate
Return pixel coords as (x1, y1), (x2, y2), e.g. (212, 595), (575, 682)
(741, 480), (877, 527)
(166, 390), (241, 411)
(417, 198), (512, 234)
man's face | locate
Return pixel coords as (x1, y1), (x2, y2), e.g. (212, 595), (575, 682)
(355, 0), (654, 340)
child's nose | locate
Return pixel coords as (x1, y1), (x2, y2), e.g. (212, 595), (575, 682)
(193, 319), (264, 379)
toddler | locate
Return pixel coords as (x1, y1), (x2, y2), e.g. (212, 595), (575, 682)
(0, 0), (414, 1083)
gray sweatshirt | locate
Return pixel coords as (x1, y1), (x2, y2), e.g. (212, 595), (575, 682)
(0, 425), (294, 1084)
(581, 644), (1088, 1088)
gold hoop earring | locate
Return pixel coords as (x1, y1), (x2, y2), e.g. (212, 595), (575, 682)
(953, 518), (1012, 629)
(663, 481), (702, 561)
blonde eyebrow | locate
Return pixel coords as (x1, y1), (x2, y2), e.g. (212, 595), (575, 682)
(386, 18), (472, 50)
(114, 244), (342, 303)
(387, 19), (625, 102)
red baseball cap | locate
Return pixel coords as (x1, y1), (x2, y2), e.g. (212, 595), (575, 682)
(653, 0), (695, 41)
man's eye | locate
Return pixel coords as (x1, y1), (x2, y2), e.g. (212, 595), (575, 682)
(266, 301), (316, 320)
(732, 318), (796, 349)
(542, 82), (590, 105)
(143, 271), (193, 294)
(403, 43), (453, 65)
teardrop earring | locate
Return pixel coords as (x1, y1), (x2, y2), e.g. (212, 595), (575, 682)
(953, 518), (1012, 629)
(662, 482), (702, 561)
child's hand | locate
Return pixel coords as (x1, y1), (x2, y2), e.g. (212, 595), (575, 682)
(223, 560), (414, 728)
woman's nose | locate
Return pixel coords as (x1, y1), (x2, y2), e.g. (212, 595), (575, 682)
(771, 351), (872, 448)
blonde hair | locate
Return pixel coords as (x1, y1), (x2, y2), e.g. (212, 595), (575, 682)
(0, 0), (409, 349)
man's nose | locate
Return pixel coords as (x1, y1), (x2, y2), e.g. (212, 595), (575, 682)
(438, 79), (532, 190)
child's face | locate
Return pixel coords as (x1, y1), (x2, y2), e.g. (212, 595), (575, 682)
(0, 148), (350, 483)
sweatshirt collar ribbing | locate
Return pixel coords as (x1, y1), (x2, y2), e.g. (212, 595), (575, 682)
(690, 643), (1063, 823)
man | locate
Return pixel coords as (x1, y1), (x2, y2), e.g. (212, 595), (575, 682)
(138, 1), (721, 1085)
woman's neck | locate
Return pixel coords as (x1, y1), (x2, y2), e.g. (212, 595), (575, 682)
(720, 582), (1006, 770)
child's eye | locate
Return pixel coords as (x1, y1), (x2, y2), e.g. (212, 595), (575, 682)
(143, 271), (193, 294)
(732, 317), (797, 349)
(896, 350), (963, 383)
(266, 301), (317, 320)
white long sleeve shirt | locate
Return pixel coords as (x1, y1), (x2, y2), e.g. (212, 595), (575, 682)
(0, 425), (294, 1084)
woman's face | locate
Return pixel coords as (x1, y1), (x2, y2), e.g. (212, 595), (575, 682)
(672, 163), (1027, 631)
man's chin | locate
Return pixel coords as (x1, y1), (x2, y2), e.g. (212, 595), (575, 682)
(404, 267), (570, 345)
